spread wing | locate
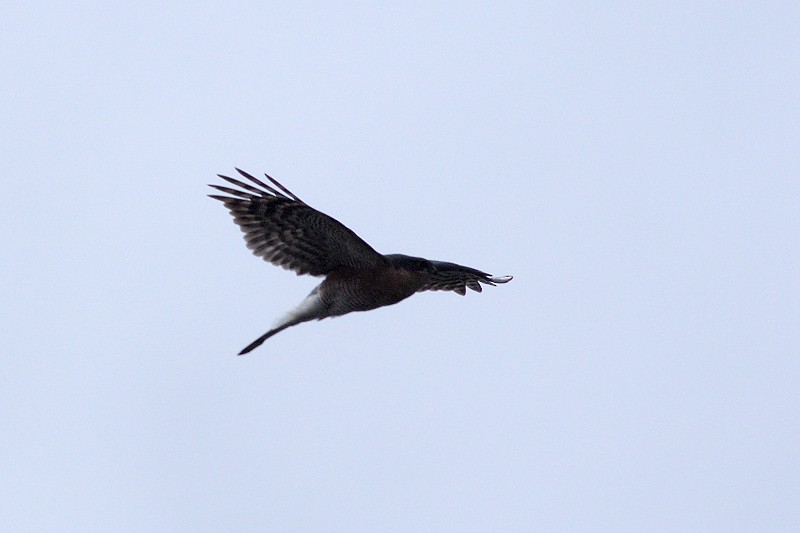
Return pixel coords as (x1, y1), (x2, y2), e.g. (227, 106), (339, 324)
(417, 261), (513, 295)
(209, 169), (387, 276)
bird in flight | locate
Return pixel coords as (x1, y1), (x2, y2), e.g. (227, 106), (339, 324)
(209, 169), (513, 355)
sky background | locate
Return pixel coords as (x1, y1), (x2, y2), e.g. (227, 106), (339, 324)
(3, 1), (799, 531)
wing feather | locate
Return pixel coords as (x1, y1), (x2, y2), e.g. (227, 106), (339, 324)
(417, 260), (513, 295)
(209, 171), (387, 276)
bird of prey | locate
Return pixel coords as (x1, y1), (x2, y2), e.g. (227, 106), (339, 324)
(209, 169), (513, 355)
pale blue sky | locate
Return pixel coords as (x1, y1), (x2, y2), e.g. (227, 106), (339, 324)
(3, 2), (799, 531)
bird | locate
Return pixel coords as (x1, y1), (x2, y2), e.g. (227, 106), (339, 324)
(209, 169), (513, 355)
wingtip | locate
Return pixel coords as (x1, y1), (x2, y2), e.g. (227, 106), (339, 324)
(489, 275), (513, 284)
(235, 167), (257, 181)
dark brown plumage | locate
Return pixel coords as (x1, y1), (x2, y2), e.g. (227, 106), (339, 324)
(210, 169), (512, 354)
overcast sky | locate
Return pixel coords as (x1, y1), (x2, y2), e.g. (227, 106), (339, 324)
(3, 2), (799, 531)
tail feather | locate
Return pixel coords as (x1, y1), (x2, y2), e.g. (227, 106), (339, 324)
(235, 286), (327, 356)
(238, 325), (291, 355)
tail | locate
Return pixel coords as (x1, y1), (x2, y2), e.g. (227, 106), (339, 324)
(236, 286), (327, 356)
(238, 325), (292, 355)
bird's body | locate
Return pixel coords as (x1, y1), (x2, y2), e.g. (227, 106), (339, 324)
(321, 264), (420, 313)
(210, 169), (512, 354)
